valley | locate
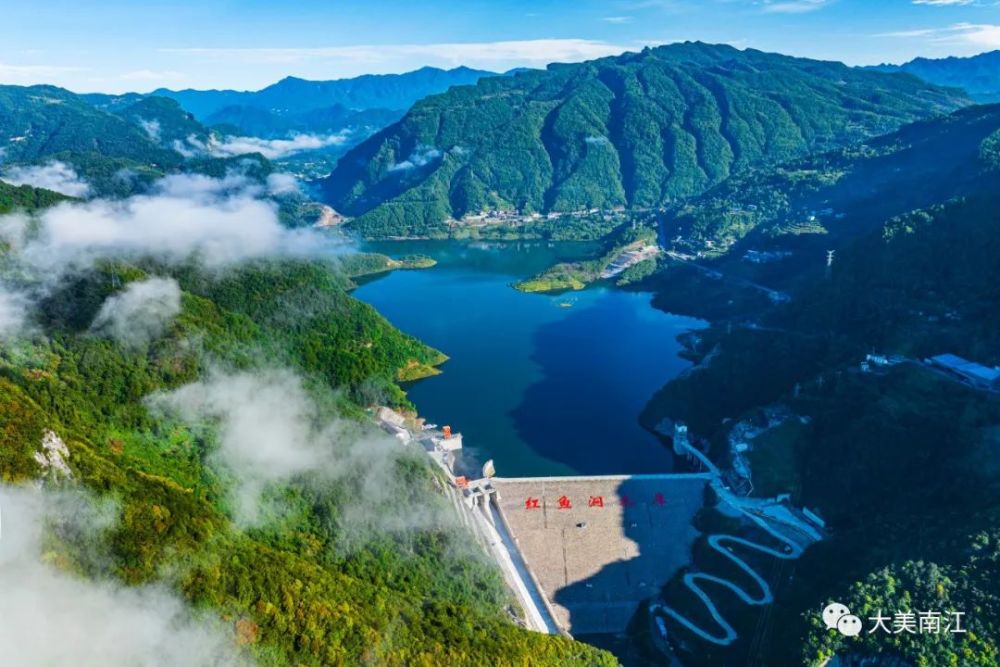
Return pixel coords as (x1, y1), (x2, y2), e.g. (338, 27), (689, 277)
(1, 15), (999, 667)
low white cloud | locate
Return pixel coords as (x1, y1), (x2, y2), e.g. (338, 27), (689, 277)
(585, 135), (611, 145)
(1, 161), (91, 197)
(0, 286), (30, 339)
(175, 133), (349, 161)
(148, 369), (450, 539)
(0, 172), (319, 282)
(0, 485), (249, 667)
(91, 277), (182, 350)
(389, 145), (442, 172)
(138, 118), (162, 142)
(265, 172), (300, 196)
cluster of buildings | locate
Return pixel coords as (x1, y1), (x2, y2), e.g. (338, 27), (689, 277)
(455, 205), (633, 229)
(376, 406), (464, 449)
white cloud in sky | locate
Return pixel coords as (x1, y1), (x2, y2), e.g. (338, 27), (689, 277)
(880, 22), (1000, 48)
(912, 0), (974, 6)
(161, 38), (633, 71)
(0, 62), (84, 83)
(760, 0), (833, 13)
(208, 133), (349, 160)
(265, 172), (301, 196)
(1, 161), (91, 197)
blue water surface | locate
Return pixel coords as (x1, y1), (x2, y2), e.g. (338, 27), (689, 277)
(354, 240), (705, 477)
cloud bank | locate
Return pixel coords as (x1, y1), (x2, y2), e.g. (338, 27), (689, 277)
(0, 172), (319, 282)
(1, 161), (91, 197)
(174, 133), (349, 161)
(0, 485), (249, 667)
(148, 368), (449, 537)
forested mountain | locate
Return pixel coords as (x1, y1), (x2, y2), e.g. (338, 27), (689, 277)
(321, 42), (968, 238)
(80, 68), (498, 178)
(115, 95), (213, 146)
(0, 85), (181, 168)
(0, 84), (288, 197)
(871, 50), (1000, 102)
(666, 103), (1000, 253)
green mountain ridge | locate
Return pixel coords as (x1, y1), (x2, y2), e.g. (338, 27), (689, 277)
(321, 42), (969, 238)
(0, 84), (182, 170)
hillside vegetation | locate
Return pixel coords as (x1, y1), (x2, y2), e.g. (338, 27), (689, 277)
(322, 42), (967, 238)
(637, 106), (1000, 666)
(0, 248), (616, 665)
(664, 103), (1000, 254)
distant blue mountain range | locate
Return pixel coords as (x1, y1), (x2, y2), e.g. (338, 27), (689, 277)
(869, 50), (1000, 103)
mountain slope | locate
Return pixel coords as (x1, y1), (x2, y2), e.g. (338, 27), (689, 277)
(871, 50), (1000, 103)
(0, 85), (181, 168)
(0, 257), (616, 666)
(321, 42), (969, 238)
(666, 103), (1000, 254)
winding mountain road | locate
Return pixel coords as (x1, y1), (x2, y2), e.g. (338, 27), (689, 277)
(649, 433), (820, 647)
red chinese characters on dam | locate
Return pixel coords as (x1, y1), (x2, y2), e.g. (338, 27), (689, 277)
(524, 493), (668, 508)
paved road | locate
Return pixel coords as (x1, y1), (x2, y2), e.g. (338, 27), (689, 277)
(665, 250), (790, 303)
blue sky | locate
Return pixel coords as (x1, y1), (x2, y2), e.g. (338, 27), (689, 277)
(1, 0), (998, 93)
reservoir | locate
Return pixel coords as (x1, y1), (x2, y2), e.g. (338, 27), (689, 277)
(354, 240), (705, 478)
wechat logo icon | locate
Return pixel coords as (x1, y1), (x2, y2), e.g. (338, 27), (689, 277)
(823, 602), (863, 637)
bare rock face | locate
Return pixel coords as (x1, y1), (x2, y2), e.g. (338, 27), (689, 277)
(33, 430), (72, 479)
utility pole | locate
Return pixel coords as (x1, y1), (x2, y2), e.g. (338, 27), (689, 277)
(826, 250), (835, 268)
